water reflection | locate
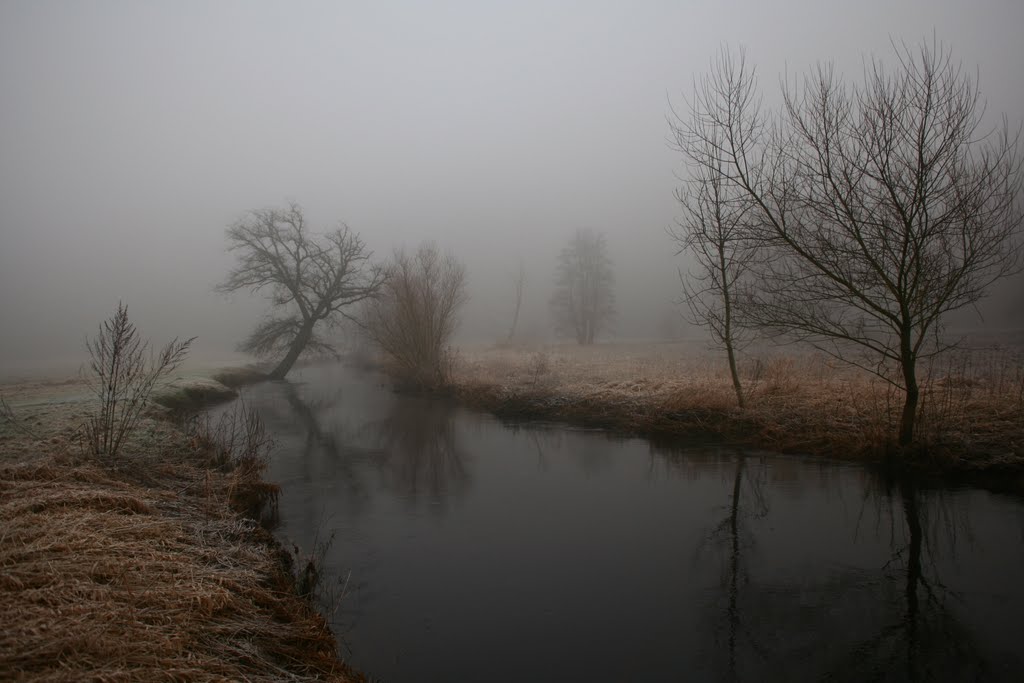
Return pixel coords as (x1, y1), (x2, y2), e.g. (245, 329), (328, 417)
(277, 380), (372, 514)
(250, 376), (472, 513)
(866, 480), (988, 681)
(692, 453), (770, 682)
(503, 421), (613, 474)
(691, 460), (997, 681)
(362, 396), (470, 510)
(231, 365), (1024, 682)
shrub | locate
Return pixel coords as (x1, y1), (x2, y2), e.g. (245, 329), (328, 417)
(82, 303), (193, 458)
(361, 243), (467, 389)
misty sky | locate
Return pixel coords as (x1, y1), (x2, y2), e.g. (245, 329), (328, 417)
(2, 0), (1022, 375)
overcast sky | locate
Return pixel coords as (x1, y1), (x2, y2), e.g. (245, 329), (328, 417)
(2, 0), (1022, 374)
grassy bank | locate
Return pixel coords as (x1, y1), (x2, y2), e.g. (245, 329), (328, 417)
(451, 342), (1024, 474)
(0, 376), (360, 682)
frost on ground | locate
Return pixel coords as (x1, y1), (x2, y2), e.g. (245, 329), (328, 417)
(0, 377), (359, 682)
(452, 342), (1024, 468)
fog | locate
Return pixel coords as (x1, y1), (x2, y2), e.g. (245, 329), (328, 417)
(2, 0), (1022, 377)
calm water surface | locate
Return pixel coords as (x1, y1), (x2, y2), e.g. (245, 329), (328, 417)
(223, 363), (1024, 682)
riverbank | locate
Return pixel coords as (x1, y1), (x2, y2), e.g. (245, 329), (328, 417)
(0, 375), (361, 681)
(450, 343), (1024, 477)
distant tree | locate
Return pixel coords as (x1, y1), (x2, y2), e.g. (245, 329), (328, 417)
(218, 202), (385, 380)
(361, 243), (467, 389)
(672, 41), (1023, 447)
(550, 229), (615, 345)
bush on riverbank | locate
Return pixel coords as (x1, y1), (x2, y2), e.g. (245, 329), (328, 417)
(361, 243), (467, 390)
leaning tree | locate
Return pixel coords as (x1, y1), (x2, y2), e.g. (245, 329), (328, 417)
(219, 202), (385, 379)
(671, 41), (1023, 446)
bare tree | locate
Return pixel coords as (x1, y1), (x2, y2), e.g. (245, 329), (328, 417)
(671, 67), (760, 407)
(550, 229), (615, 345)
(218, 202), (385, 379)
(361, 243), (468, 389)
(506, 259), (526, 344)
(673, 41), (1023, 447)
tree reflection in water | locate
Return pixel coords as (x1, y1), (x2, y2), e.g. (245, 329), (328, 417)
(362, 396), (470, 511)
(774, 478), (992, 681)
(655, 444), (1001, 681)
(695, 453), (771, 682)
(275, 380), (373, 516)
(265, 380), (473, 514)
(851, 478), (991, 682)
(240, 371), (1019, 680)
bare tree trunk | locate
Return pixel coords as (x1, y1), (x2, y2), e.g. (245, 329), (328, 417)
(898, 330), (919, 447)
(506, 262), (524, 343)
(722, 284), (745, 409)
(269, 319), (314, 380)
(506, 292), (522, 343)
(899, 381), (920, 448)
(725, 338), (744, 410)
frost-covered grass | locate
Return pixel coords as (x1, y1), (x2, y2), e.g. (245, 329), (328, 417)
(0, 376), (359, 682)
(452, 341), (1024, 468)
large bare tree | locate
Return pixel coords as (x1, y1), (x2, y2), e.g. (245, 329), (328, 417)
(550, 229), (615, 345)
(673, 41), (1023, 447)
(219, 202), (385, 379)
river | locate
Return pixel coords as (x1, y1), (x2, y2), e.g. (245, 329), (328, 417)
(217, 363), (1024, 682)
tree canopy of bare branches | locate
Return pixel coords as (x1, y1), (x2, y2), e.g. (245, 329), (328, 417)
(550, 229), (616, 345)
(672, 41), (1023, 447)
(218, 202), (385, 379)
(361, 243), (467, 389)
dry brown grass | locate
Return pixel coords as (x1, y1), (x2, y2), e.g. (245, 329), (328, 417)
(452, 342), (1024, 468)
(0, 380), (360, 682)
